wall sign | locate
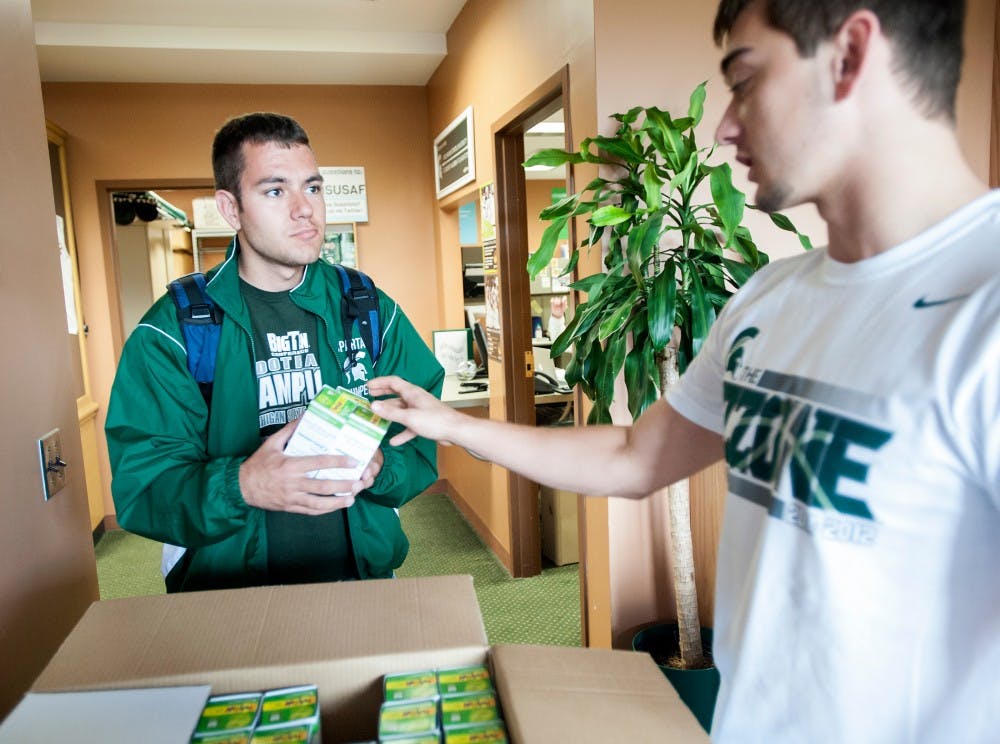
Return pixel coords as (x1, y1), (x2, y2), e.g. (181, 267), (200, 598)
(320, 166), (368, 223)
(479, 182), (502, 363)
(434, 106), (476, 199)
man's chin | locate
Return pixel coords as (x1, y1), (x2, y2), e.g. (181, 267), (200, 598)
(753, 182), (793, 214)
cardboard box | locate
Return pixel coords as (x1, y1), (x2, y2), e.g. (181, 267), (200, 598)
(540, 487), (579, 565)
(28, 575), (706, 743)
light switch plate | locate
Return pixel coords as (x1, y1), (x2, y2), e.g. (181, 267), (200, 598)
(38, 429), (66, 501)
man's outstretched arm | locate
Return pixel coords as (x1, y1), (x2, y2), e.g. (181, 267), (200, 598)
(369, 375), (723, 500)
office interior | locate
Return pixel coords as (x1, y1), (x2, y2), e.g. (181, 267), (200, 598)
(3, 0), (998, 722)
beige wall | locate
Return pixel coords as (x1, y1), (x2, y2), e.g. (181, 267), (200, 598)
(41, 82), (441, 518)
(424, 0), (608, 641)
(0, 0), (99, 719)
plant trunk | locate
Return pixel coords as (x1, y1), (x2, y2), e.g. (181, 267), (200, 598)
(660, 346), (705, 669)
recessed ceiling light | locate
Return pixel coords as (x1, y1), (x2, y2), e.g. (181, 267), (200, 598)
(526, 122), (565, 135)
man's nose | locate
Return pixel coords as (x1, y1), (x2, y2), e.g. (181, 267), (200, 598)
(291, 190), (314, 219)
(715, 100), (741, 147)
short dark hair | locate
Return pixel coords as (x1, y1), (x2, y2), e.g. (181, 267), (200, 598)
(211, 112), (311, 202)
(713, 0), (965, 121)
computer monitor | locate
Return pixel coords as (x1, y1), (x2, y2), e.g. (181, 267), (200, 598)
(472, 320), (489, 378)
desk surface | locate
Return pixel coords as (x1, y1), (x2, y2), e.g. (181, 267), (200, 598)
(441, 375), (573, 409)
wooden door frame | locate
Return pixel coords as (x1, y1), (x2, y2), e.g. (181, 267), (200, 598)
(491, 66), (575, 578)
(991, 0), (1000, 187)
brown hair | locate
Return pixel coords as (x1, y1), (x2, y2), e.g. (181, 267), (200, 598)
(713, 0), (965, 121)
(211, 112), (311, 203)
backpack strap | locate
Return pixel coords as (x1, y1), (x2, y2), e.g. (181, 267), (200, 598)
(335, 265), (381, 365)
(167, 272), (223, 406)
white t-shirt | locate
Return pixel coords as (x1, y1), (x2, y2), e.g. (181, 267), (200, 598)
(668, 191), (1000, 743)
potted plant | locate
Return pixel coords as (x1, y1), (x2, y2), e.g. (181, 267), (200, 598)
(523, 82), (810, 730)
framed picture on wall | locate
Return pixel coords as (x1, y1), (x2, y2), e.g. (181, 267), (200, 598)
(320, 223), (358, 268)
(432, 328), (473, 375)
(434, 106), (476, 199)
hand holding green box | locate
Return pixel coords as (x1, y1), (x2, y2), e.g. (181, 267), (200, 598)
(283, 385), (390, 488)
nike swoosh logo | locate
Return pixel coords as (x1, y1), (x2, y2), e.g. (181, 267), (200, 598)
(913, 294), (969, 309)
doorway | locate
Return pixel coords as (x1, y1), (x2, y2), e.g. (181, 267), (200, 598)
(492, 68), (578, 580)
(97, 181), (215, 348)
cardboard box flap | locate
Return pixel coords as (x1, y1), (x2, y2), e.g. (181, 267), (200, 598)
(33, 576), (486, 692)
(31, 576), (489, 742)
(491, 644), (709, 743)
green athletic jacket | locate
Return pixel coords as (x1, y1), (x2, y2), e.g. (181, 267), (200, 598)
(105, 246), (444, 592)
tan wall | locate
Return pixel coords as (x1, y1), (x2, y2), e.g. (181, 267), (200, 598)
(525, 180), (564, 260)
(41, 82), (441, 518)
(425, 0), (607, 641)
(593, 0), (997, 646)
(958, 0), (998, 182)
(0, 0), (99, 719)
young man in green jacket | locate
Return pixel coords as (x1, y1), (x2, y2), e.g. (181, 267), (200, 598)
(106, 112), (444, 592)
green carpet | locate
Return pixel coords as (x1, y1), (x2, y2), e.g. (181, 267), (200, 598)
(397, 493), (581, 646)
(93, 528), (165, 598)
(95, 492), (580, 647)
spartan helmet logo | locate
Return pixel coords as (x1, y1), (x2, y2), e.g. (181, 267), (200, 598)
(726, 327), (759, 374)
(344, 350), (369, 383)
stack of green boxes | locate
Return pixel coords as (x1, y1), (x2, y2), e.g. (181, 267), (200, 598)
(190, 685), (321, 743)
(377, 665), (508, 743)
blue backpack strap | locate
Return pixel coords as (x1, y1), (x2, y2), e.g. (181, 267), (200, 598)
(167, 272), (223, 405)
(335, 265), (381, 364)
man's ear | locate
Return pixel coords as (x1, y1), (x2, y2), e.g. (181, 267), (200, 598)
(831, 10), (878, 101)
(215, 190), (242, 231)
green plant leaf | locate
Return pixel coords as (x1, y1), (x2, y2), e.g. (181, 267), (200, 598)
(688, 81), (707, 127)
(570, 273), (607, 295)
(528, 217), (567, 278)
(538, 192), (579, 220)
(561, 250), (580, 277)
(640, 109), (680, 171)
(551, 321), (578, 358)
(590, 205), (632, 226)
(595, 333), (628, 403)
(626, 213), (663, 279)
(643, 163), (663, 210)
(625, 337), (658, 418)
(523, 148), (582, 168)
(584, 223), (606, 250)
(686, 266), (716, 358)
(762, 209), (813, 250)
(647, 261), (677, 351)
(592, 135), (643, 165)
(709, 163), (745, 247)
(587, 404), (612, 425)
(578, 138), (617, 165)
(721, 257), (753, 286)
(666, 148), (699, 195)
(554, 296), (607, 356)
(612, 106), (644, 125)
(598, 300), (635, 341)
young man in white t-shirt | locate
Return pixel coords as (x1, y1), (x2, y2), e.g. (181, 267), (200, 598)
(369, 1), (999, 740)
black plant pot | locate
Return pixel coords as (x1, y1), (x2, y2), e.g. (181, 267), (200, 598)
(632, 623), (720, 733)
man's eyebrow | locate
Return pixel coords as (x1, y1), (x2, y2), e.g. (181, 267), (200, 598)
(720, 47), (750, 76)
(254, 176), (288, 188)
(252, 174), (323, 188)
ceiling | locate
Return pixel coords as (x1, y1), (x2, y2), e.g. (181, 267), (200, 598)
(31, 0), (470, 85)
(32, 0), (567, 180)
